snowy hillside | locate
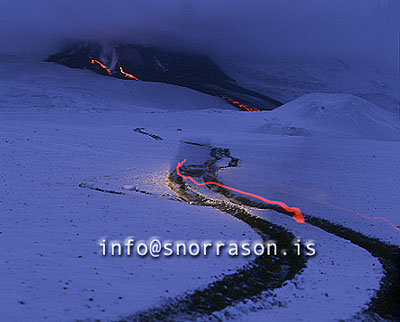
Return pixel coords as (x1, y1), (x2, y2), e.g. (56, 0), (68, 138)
(267, 93), (399, 140)
(0, 57), (233, 112)
(1, 57), (399, 322)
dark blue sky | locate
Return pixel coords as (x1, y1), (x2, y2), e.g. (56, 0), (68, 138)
(0, 0), (398, 66)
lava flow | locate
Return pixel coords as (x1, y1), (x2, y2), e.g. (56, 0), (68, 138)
(120, 66), (140, 80)
(221, 95), (260, 112)
(90, 59), (112, 75)
(90, 58), (140, 80)
(176, 159), (305, 224)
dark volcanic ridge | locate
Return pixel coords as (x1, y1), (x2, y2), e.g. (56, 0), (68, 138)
(46, 41), (282, 111)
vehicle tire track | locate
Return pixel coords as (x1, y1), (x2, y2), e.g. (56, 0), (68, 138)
(80, 145), (398, 321)
(117, 152), (308, 321)
(202, 147), (399, 321)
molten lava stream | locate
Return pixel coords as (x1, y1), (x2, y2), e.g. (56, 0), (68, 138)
(90, 59), (140, 81)
(221, 95), (260, 112)
(119, 66), (140, 80)
(90, 59), (112, 75)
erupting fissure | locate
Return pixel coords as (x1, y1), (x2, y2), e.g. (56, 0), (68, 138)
(90, 58), (140, 80)
(120, 66), (140, 80)
(89, 59), (258, 111)
(176, 159), (305, 224)
(48, 43), (283, 112)
(90, 59), (112, 75)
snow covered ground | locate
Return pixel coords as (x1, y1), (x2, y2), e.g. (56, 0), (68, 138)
(1, 57), (398, 321)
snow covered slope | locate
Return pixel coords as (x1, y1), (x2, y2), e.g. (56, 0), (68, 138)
(0, 56), (233, 112)
(268, 93), (399, 140)
(1, 58), (398, 322)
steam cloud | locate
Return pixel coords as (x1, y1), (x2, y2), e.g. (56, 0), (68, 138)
(0, 0), (398, 65)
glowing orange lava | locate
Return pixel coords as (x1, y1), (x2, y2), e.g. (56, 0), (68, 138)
(177, 159), (305, 223)
(90, 59), (112, 75)
(221, 95), (260, 112)
(119, 66), (140, 80)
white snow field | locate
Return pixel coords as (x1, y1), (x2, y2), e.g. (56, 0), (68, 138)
(0, 57), (399, 322)
(270, 93), (399, 140)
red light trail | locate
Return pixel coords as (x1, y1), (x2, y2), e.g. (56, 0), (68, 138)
(205, 162), (400, 233)
(176, 159), (305, 224)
